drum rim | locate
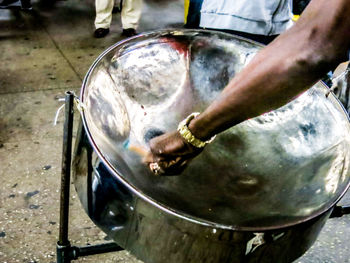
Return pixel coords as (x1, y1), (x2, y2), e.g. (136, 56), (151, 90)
(79, 28), (350, 231)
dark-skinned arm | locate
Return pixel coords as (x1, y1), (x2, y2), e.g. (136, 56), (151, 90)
(145, 0), (350, 175)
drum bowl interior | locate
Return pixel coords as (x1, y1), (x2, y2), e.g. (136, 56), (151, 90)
(80, 29), (350, 230)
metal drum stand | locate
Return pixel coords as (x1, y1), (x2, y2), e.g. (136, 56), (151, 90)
(55, 90), (350, 263)
(56, 91), (123, 263)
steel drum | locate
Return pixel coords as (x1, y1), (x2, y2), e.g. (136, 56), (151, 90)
(72, 29), (350, 263)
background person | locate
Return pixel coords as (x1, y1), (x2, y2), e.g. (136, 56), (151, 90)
(94, 0), (143, 38)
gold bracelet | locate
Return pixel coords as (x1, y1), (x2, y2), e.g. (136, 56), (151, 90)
(177, 112), (216, 148)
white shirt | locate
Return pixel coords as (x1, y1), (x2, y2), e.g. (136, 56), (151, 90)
(200, 0), (294, 36)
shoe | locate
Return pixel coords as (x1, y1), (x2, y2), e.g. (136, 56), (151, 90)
(121, 28), (137, 38)
(94, 28), (110, 38)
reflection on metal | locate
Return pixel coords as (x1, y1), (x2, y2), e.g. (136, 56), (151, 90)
(73, 29), (350, 263)
(330, 61), (350, 114)
(245, 233), (265, 255)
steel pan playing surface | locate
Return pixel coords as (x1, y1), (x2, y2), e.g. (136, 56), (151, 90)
(79, 29), (350, 230)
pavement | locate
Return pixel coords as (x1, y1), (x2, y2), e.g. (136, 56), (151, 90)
(0, 0), (349, 262)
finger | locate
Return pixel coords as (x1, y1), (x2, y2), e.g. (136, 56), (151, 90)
(159, 158), (190, 176)
(149, 162), (165, 176)
(148, 158), (183, 176)
(142, 151), (167, 165)
(158, 156), (183, 168)
(179, 159), (188, 167)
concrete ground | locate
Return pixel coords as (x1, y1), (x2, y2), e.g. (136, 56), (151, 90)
(0, 0), (349, 262)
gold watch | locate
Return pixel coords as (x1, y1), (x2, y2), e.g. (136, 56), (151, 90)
(177, 112), (216, 148)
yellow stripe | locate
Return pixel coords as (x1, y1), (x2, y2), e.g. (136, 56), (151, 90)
(292, 14), (300, 21)
(184, 0), (190, 24)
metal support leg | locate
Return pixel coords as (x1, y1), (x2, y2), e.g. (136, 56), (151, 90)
(56, 91), (123, 263)
(57, 91), (75, 263)
(330, 205), (350, 218)
(71, 243), (124, 259)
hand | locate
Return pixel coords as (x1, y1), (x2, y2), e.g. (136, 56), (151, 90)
(144, 131), (203, 175)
